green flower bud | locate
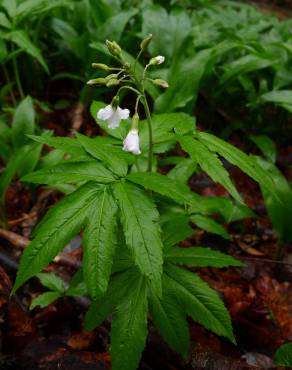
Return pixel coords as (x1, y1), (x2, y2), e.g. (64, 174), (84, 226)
(91, 63), (111, 71)
(140, 34), (152, 51)
(106, 40), (122, 57)
(87, 78), (107, 85)
(105, 73), (119, 81)
(111, 95), (119, 108)
(131, 113), (139, 130)
(149, 55), (165, 66)
(106, 79), (120, 87)
(151, 78), (169, 88)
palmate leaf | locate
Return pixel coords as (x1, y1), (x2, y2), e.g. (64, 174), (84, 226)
(165, 264), (236, 344)
(12, 182), (100, 293)
(37, 272), (65, 293)
(83, 188), (118, 298)
(112, 182), (163, 297)
(30, 291), (61, 310)
(179, 136), (242, 203)
(22, 161), (116, 185)
(190, 214), (230, 240)
(76, 133), (128, 177)
(165, 247), (244, 268)
(150, 278), (190, 357)
(197, 132), (278, 198)
(111, 273), (148, 370)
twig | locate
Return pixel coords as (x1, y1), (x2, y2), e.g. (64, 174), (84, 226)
(0, 229), (29, 249)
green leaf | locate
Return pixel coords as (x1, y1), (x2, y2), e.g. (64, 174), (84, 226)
(165, 247), (243, 267)
(260, 90), (292, 113)
(179, 136), (242, 203)
(165, 265), (236, 343)
(160, 211), (193, 248)
(30, 291), (61, 310)
(150, 279), (190, 357)
(28, 135), (89, 159)
(167, 158), (197, 185)
(190, 214), (230, 240)
(112, 182), (163, 296)
(12, 182), (100, 293)
(197, 132), (278, 198)
(12, 96), (35, 148)
(274, 342), (292, 367)
(66, 269), (88, 297)
(76, 133), (128, 177)
(83, 188), (118, 298)
(84, 268), (140, 331)
(155, 48), (213, 112)
(254, 156), (292, 244)
(127, 172), (196, 206)
(22, 161), (116, 185)
(37, 272), (65, 293)
(111, 274), (148, 370)
(249, 135), (277, 163)
(2, 0), (17, 18)
(0, 12), (11, 28)
(98, 9), (137, 42)
(4, 31), (49, 73)
(220, 54), (277, 86)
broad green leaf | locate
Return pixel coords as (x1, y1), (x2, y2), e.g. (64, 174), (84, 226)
(12, 96), (35, 148)
(260, 90), (292, 113)
(274, 343), (292, 367)
(112, 182), (163, 296)
(190, 214), (230, 239)
(155, 48), (213, 112)
(111, 274), (148, 370)
(254, 156), (292, 244)
(37, 272), (65, 293)
(84, 268), (140, 331)
(2, 0), (17, 18)
(98, 9), (137, 42)
(150, 280), (189, 357)
(197, 132), (278, 198)
(141, 7), (192, 60)
(220, 54), (277, 86)
(83, 188), (118, 298)
(165, 265), (236, 343)
(179, 136), (242, 203)
(13, 182), (100, 293)
(22, 161), (116, 185)
(4, 31), (49, 73)
(15, 0), (69, 22)
(165, 247), (243, 267)
(0, 141), (42, 201)
(249, 135), (277, 163)
(76, 133), (128, 177)
(0, 12), (11, 28)
(30, 291), (61, 310)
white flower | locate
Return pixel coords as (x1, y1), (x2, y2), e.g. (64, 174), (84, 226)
(123, 129), (141, 155)
(97, 104), (130, 129)
(149, 55), (165, 65)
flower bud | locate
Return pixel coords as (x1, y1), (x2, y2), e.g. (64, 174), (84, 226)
(106, 79), (120, 87)
(151, 78), (169, 88)
(87, 78), (107, 85)
(106, 40), (122, 57)
(149, 55), (165, 66)
(105, 73), (119, 81)
(131, 113), (139, 130)
(91, 63), (111, 71)
(111, 95), (119, 108)
(140, 34), (152, 51)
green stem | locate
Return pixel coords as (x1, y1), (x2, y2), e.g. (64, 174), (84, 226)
(12, 54), (24, 100)
(1, 64), (17, 106)
(142, 95), (153, 172)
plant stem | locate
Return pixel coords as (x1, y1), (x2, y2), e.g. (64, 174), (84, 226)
(12, 54), (24, 100)
(142, 95), (153, 172)
(2, 64), (17, 106)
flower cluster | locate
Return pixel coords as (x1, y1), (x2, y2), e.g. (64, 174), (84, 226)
(88, 36), (168, 157)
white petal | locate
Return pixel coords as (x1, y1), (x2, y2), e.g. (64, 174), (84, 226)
(97, 105), (113, 120)
(107, 110), (121, 129)
(123, 129), (141, 155)
(117, 107), (130, 120)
